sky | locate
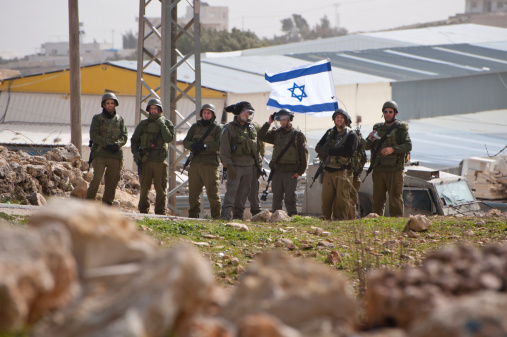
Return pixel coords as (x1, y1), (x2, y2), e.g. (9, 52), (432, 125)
(1, 0), (465, 59)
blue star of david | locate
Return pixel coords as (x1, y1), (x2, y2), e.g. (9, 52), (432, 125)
(288, 82), (307, 102)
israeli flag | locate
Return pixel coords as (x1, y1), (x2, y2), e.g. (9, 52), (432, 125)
(265, 59), (338, 116)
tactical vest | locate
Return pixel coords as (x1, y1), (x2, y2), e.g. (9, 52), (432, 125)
(97, 113), (123, 144)
(192, 122), (219, 154)
(229, 123), (257, 156)
(272, 129), (299, 165)
(371, 121), (409, 168)
(139, 119), (167, 153)
(325, 127), (352, 169)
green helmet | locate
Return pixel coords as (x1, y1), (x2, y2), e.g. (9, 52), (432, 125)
(274, 108), (294, 121)
(382, 100), (398, 113)
(200, 103), (216, 119)
(146, 98), (163, 112)
(101, 93), (119, 107)
(332, 108), (352, 125)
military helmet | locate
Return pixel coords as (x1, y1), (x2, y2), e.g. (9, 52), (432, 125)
(101, 93), (119, 107)
(332, 108), (352, 125)
(225, 101), (254, 115)
(200, 103), (216, 119)
(382, 100), (399, 113)
(146, 98), (163, 112)
(274, 108), (294, 121)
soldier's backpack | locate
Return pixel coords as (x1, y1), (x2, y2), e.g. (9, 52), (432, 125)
(350, 128), (367, 178)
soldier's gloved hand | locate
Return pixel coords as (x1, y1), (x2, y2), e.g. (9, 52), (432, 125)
(191, 143), (205, 153)
(106, 143), (119, 153)
(227, 165), (237, 179)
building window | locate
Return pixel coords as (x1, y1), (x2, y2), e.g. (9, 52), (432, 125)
(471, 1), (477, 8)
(498, 1), (503, 8)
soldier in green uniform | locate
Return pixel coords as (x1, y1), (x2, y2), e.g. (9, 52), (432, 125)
(183, 103), (222, 219)
(86, 93), (128, 205)
(220, 101), (260, 220)
(365, 101), (412, 217)
(234, 120), (265, 217)
(258, 109), (308, 216)
(131, 98), (175, 215)
(315, 108), (358, 220)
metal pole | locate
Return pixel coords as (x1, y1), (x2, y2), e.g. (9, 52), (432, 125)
(68, 0), (82, 155)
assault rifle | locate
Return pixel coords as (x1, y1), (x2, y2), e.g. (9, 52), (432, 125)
(310, 128), (350, 188)
(137, 148), (143, 177)
(181, 123), (216, 173)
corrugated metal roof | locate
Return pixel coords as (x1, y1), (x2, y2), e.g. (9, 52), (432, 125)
(111, 56), (393, 94)
(290, 43), (507, 82)
(363, 24), (507, 46)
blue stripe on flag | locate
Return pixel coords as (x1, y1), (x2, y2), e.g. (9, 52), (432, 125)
(265, 61), (332, 83)
(266, 98), (338, 113)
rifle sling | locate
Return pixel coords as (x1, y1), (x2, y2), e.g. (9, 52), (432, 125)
(183, 123), (216, 171)
(366, 121), (399, 174)
(267, 129), (298, 182)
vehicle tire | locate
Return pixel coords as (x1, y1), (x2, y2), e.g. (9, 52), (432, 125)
(358, 192), (373, 218)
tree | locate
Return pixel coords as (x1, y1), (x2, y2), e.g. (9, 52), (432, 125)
(277, 14), (347, 43)
(122, 30), (137, 49)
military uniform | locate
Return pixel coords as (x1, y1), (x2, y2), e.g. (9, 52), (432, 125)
(234, 121), (265, 217)
(220, 117), (259, 220)
(258, 122), (308, 216)
(183, 119), (222, 219)
(86, 110), (128, 205)
(365, 121), (411, 217)
(131, 113), (175, 215)
(316, 127), (358, 220)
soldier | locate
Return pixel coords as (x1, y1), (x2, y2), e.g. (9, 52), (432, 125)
(365, 100), (412, 217)
(220, 101), (260, 220)
(258, 109), (308, 216)
(234, 120), (265, 217)
(315, 108), (358, 220)
(86, 93), (128, 205)
(131, 98), (175, 215)
(183, 103), (222, 219)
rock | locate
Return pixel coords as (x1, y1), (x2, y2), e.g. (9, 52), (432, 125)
(325, 251), (342, 265)
(222, 251), (357, 335)
(0, 223), (77, 332)
(26, 192), (47, 206)
(252, 209), (272, 222)
(404, 215), (432, 232)
(238, 313), (302, 337)
(32, 244), (215, 337)
(365, 213), (379, 218)
(409, 291), (507, 337)
(269, 210), (292, 222)
(226, 222), (249, 232)
(70, 176), (88, 199)
(28, 198), (157, 277)
(366, 243), (507, 330)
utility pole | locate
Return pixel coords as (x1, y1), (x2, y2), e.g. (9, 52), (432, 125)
(68, 0), (82, 155)
(334, 3), (340, 29)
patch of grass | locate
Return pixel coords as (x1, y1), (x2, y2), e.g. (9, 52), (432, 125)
(136, 215), (507, 292)
(0, 212), (29, 225)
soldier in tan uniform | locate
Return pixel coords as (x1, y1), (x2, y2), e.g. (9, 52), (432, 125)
(258, 109), (308, 216)
(365, 101), (412, 217)
(131, 98), (175, 215)
(183, 103), (222, 219)
(86, 93), (128, 205)
(315, 108), (358, 220)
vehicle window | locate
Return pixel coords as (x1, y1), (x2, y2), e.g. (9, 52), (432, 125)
(435, 181), (475, 205)
(404, 189), (433, 212)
